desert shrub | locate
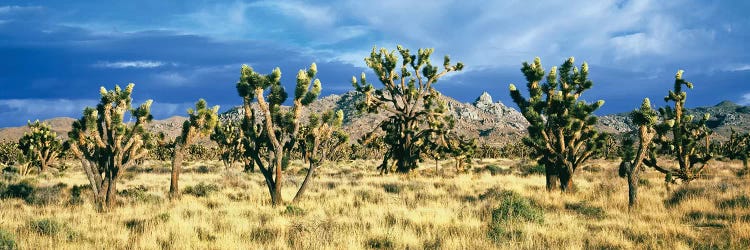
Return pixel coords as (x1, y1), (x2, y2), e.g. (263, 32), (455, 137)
(718, 194), (750, 209)
(118, 185), (162, 204)
(155, 212), (170, 223)
(124, 219), (148, 234)
(482, 165), (512, 175)
(366, 235), (394, 249)
(125, 213), (171, 234)
(2, 180), (35, 199)
(221, 171), (249, 189)
(564, 202), (606, 219)
(28, 218), (63, 236)
(120, 171), (137, 181)
(666, 186), (706, 207)
(0, 229), (16, 250)
(283, 205), (305, 216)
(486, 189), (544, 243)
(196, 227), (217, 241)
(514, 161), (545, 176)
(248, 228), (280, 244)
(354, 189), (385, 204)
(490, 191), (544, 224)
(68, 185), (89, 206)
(183, 182), (220, 197)
(25, 183), (67, 206)
(382, 183), (401, 194)
(196, 165), (211, 174)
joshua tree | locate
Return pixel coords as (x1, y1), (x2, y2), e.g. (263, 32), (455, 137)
(18, 120), (62, 172)
(292, 109), (347, 203)
(211, 121), (247, 170)
(170, 99), (219, 197)
(509, 57), (606, 192)
(67, 84), (152, 209)
(643, 70), (712, 184)
(723, 128), (749, 172)
(352, 45), (464, 174)
(619, 98), (658, 208)
(235, 63), (321, 206)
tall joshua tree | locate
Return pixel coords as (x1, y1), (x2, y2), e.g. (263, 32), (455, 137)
(509, 57), (606, 192)
(67, 84), (152, 209)
(644, 70), (712, 184)
(18, 120), (62, 172)
(236, 63), (321, 206)
(170, 99), (219, 197)
(619, 98), (658, 208)
(292, 109), (347, 203)
(352, 45), (464, 174)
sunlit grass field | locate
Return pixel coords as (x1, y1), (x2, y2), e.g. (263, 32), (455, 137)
(1, 158), (748, 249)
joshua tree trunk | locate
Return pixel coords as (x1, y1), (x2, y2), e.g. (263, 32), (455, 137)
(170, 145), (185, 197)
(105, 174), (118, 208)
(628, 168), (639, 207)
(558, 168), (573, 192)
(545, 165), (559, 191)
(293, 136), (320, 203)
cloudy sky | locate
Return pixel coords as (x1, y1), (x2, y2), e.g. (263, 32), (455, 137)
(1, 0), (749, 127)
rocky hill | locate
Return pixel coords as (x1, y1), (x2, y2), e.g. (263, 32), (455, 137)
(217, 91), (529, 144)
(2, 92), (749, 144)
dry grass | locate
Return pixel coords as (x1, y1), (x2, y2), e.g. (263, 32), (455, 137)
(1, 158), (748, 249)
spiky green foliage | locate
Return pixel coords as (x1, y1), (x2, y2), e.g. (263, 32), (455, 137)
(722, 128), (750, 172)
(508, 57), (606, 192)
(426, 131), (477, 172)
(210, 121), (246, 170)
(351, 45), (464, 174)
(235, 63), (323, 206)
(170, 99), (219, 196)
(18, 121), (62, 173)
(619, 98), (658, 208)
(643, 70), (712, 183)
(67, 83), (153, 209)
(0, 139), (32, 175)
(292, 109), (348, 202)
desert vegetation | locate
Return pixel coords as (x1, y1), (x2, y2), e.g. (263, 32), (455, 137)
(0, 46), (749, 249)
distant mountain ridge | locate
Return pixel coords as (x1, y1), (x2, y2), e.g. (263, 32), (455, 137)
(2, 92), (749, 143)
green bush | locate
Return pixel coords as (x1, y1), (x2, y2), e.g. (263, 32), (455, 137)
(2, 180), (35, 199)
(486, 189), (544, 243)
(118, 185), (162, 204)
(68, 185), (89, 206)
(564, 202), (606, 219)
(518, 163), (545, 176)
(25, 183), (67, 206)
(183, 182), (220, 197)
(382, 183), (401, 194)
(491, 191), (544, 224)
(28, 218), (63, 236)
(366, 235), (394, 249)
(485, 165), (512, 175)
(284, 205), (305, 216)
(718, 195), (750, 209)
(665, 186), (706, 207)
(0, 229), (16, 250)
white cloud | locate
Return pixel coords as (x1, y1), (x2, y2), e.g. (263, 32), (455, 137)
(94, 60), (167, 69)
(151, 72), (188, 86)
(727, 64), (750, 72)
(741, 93), (750, 106)
(0, 5), (43, 14)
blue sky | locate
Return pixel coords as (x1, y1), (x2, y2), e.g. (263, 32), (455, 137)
(1, 0), (749, 127)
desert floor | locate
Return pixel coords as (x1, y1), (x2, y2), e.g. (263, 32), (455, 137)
(1, 158), (749, 249)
